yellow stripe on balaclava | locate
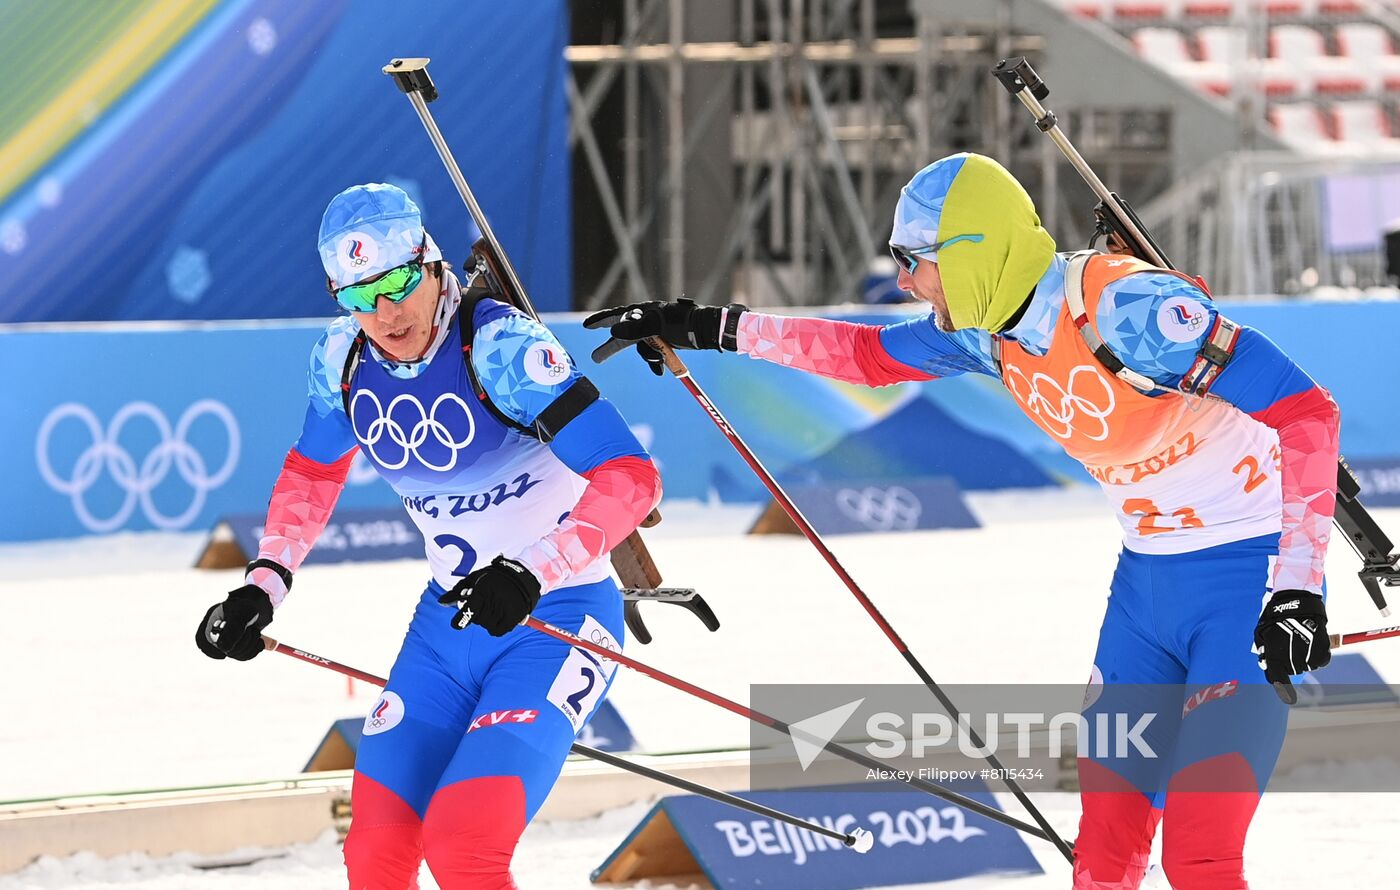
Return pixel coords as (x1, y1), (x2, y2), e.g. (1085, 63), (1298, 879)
(916, 154), (1055, 332)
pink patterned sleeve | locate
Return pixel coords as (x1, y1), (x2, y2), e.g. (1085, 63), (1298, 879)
(247, 448), (356, 607)
(736, 312), (934, 386)
(510, 455), (662, 592)
(1250, 387), (1341, 594)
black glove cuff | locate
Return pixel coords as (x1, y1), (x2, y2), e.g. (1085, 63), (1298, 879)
(690, 302), (748, 351)
(719, 303), (747, 352)
(245, 558), (292, 592)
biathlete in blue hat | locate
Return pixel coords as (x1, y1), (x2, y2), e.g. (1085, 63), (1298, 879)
(196, 183), (661, 889)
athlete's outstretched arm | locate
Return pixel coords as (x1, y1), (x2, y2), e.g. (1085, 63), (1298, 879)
(474, 304), (661, 592)
(1099, 273), (1341, 594)
(584, 299), (995, 385)
(734, 313), (936, 385)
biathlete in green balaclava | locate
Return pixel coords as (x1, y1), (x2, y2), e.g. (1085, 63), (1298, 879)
(588, 147), (1343, 890)
(888, 152), (1056, 333)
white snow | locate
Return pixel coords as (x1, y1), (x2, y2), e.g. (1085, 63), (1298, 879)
(3, 493), (1399, 887)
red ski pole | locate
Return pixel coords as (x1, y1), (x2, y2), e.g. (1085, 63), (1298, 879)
(643, 341), (1075, 862)
(1330, 624), (1400, 648)
(259, 636), (873, 851)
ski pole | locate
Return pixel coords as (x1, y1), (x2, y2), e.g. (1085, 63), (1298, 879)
(261, 636), (873, 852)
(1330, 624), (1400, 648)
(637, 342), (1076, 863)
(519, 617), (1064, 847)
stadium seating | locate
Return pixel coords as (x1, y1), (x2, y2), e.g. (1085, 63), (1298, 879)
(1336, 22), (1400, 91)
(1046, 0), (1400, 151)
(1331, 98), (1400, 149)
(1270, 101), (1369, 152)
(1134, 27), (1233, 92)
(1272, 24), (1368, 94)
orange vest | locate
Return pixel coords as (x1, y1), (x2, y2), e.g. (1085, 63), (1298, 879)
(997, 254), (1218, 470)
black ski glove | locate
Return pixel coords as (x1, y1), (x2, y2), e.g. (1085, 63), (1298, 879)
(196, 585), (274, 661)
(583, 299), (747, 375)
(1253, 589), (1331, 704)
(438, 556), (543, 636)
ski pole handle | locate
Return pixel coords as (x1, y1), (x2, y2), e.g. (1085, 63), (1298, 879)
(646, 337), (691, 377)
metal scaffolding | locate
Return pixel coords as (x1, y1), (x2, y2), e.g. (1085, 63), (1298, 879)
(566, 0), (1044, 310)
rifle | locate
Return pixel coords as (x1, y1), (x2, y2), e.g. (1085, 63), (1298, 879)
(992, 56), (1399, 617)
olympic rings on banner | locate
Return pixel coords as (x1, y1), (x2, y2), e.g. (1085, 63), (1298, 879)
(36, 400), (240, 532)
(835, 485), (923, 532)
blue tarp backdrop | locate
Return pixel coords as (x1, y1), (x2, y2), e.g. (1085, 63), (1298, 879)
(0, 0), (571, 321)
(7, 301), (1399, 542)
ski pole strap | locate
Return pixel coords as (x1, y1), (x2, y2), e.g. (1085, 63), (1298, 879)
(1063, 251), (1159, 394)
(718, 304), (746, 352)
(1179, 314), (1240, 397)
(246, 558), (293, 591)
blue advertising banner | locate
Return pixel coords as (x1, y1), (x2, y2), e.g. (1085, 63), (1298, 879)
(1293, 652), (1399, 708)
(1346, 457), (1400, 507)
(592, 781), (1042, 888)
(576, 700), (637, 754)
(224, 507), (421, 566)
(781, 477), (980, 535)
(7, 321), (400, 542)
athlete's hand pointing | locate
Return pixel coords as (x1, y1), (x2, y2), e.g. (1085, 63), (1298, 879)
(583, 299), (746, 375)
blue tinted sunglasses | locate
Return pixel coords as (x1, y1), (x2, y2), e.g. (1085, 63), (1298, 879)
(889, 233), (985, 274)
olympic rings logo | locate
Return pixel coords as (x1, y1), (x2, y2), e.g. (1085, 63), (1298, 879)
(36, 401), (240, 533)
(1005, 364), (1116, 442)
(835, 485), (922, 532)
(350, 390), (476, 471)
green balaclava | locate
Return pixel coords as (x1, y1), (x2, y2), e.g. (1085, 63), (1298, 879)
(890, 153), (1056, 332)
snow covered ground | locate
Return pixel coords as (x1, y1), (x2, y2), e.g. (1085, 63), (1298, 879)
(3, 492), (1399, 887)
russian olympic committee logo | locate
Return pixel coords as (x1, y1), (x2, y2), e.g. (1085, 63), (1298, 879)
(350, 390), (476, 471)
(1158, 296), (1208, 344)
(1005, 364), (1116, 442)
(36, 400), (240, 533)
(336, 231), (379, 273)
(835, 485), (922, 532)
(523, 342), (571, 387)
(363, 691), (405, 736)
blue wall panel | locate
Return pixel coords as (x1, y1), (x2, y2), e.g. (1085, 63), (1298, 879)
(0, 0), (571, 322)
(7, 301), (1399, 542)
